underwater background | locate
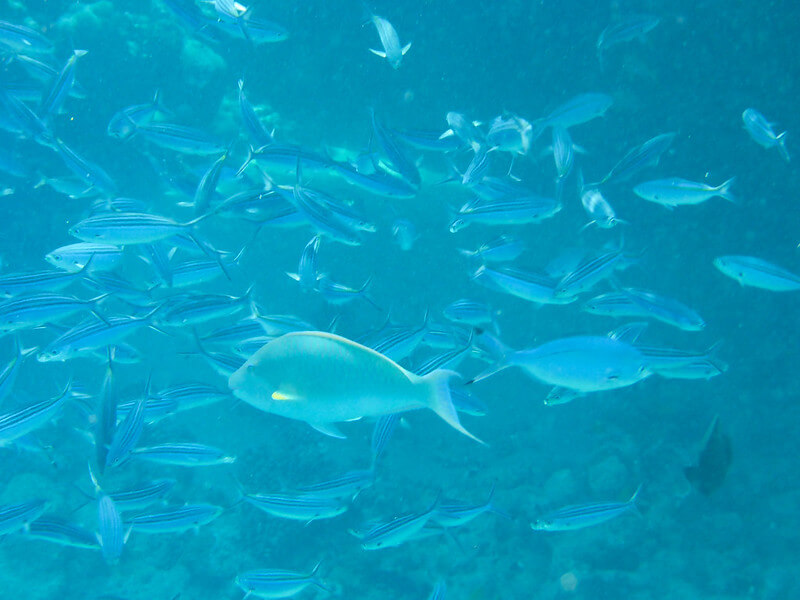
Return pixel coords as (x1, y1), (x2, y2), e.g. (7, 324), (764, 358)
(0, 1), (799, 599)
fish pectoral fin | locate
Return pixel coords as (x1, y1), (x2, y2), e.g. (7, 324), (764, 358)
(309, 421), (347, 439)
(368, 48), (387, 58)
(401, 42), (412, 55)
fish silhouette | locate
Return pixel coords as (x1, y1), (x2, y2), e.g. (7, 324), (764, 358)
(684, 415), (732, 495)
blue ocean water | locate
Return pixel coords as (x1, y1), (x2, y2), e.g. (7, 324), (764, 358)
(0, 1), (798, 599)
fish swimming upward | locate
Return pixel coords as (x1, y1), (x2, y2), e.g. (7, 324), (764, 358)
(684, 415), (732, 495)
(228, 331), (483, 443)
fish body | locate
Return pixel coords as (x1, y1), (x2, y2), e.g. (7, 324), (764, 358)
(367, 15), (411, 69)
(243, 492), (348, 521)
(544, 93), (613, 129)
(531, 486), (640, 531)
(0, 499), (47, 535)
(128, 504), (222, 533)
(45, 242), (123, 273)
(472, 265), (572, 305)
(633, 177), (735, 207)
(24, 517), (99, 550)
(354, 501), (439, 550)
(449, 196), (561, 232)
(228, 331), (479, 442)
(236, 565), (327, 599)
(597, 15), (660, 65)
(580, 187), (622, 228)
(714, 255), (800, 291)
(96, 494), (124, 564)
(742, 108), (789, 162)
(479, 335), (650, 393)
(131, 443), (235, 466)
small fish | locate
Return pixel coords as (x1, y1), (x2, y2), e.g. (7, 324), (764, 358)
(39, 49), (89, 120)
(0, 20), (54, 53)
(555, 247), (625, 298)
(596, 15), (660, 67)
(580, 186), (624, 229)
(713, 255), (800, 291)
(531, 486), (641, 531)
(472, 335), (650, 393)
(133, 122), (225, 155)
(316, 274), (380, 310)
(36, 311), (159, 363)
(45, 242), (123, 273)
(442, 112), (484, 151)
(287, 236), (321, 291)
(684, 415), (732, 495)
(458, 235), (526, 263)
(352, 498), (439, 550)
(0, 382), (80, 445)
(105, 395), (147, 469)
(472, 265), (571, 305)
(370, 109), (421, 186)
(543, 93), (613, 129)
(633, 177), (736, 208)
(449, 195), (561, 232)
(595, 132), (676, 186)
(443, 298), (494, 328)
(742, 108), (789, 162)
(23, 516), (99, 550)
(52, 138), (118, 194)
(583, 289), (705, 331)
(432, 485), (503, 527)
(236, 564), (328, 599)
(366, 12), (411, 69)
(0, 268), (84, 298)
(293, 470), (375, 500)
(96, 494), (125, 564)
(0, 292), (108, 334)
(131, 443), (236, 466)
(108, 479), (177, 512)
(243, 492), (348, 522)
(238, 80), (275, 149)
(127, 504), (223, 533)
(486, 114), (533, 155)
(0, 499), (47, 535)
(107, 91), (171, 140)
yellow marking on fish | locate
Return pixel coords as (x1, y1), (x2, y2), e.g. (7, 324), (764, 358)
(271, 391), (294, 401)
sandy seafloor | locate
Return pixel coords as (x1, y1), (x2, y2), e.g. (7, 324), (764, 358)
(0, 1), (799, 599)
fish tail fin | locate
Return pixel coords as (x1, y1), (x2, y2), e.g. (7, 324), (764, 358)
(776, 131), (790, 162)
(628, 483), (644, 516)
(717, 177), (737, 203)
(422, 369), (485, 445)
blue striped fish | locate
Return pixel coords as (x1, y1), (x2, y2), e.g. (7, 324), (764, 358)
(243, 492), (348, 522)
(0, 499), (47, 535)
(236, 563), (328, 599)
(131, 442), (235, 466)
(531, 485), (641, 531)
(127, 504), (223, 533)
(0, 382), (79, 445)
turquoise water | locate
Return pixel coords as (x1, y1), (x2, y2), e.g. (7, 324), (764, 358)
(0, 1), (798, 599)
